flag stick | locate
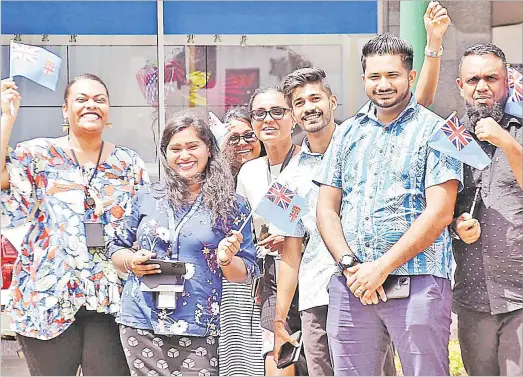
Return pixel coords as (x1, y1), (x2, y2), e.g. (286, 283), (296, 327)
(8, 76), (16, 116)
(469, 187), (481, 217)
(238, 209), (254, 233)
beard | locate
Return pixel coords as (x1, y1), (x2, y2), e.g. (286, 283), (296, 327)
(300, 108), (332, 133)
(370, 87), (410, 109)
(466, 101), (505, 128)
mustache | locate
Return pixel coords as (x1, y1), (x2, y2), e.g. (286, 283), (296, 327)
(373, 89), (397, 95)
(302, 109), (323, 119)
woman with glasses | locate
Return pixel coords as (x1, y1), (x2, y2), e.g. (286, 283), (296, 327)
(236, 86), (305, 376)
(218, 106), (266, 376)
(220, 107), (263, 179)
(0, 75), (149, 376)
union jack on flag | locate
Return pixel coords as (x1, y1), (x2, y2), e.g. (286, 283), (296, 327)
(43, 60), (55, 76)
(265, 182), (295, 210)
(11, 42), (39, 64)
(508, 67), (523, 103)
(440, 114), (474, 151)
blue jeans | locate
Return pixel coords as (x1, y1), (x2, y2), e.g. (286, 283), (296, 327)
(327, 274), (452, 376)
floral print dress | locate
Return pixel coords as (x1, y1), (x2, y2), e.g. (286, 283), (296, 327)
(106, 183), (259, 338)
(0, 138), (149, 340)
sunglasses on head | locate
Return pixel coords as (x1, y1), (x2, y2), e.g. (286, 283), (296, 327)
(227, 131), (258, 145)
(250, 107), (290, 122)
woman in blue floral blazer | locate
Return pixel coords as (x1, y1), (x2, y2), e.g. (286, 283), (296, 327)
(107, 110), (259, 376)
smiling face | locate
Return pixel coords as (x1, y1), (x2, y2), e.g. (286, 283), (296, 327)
(225, 118), (261, 166)
(166, 126), (210, 180)
(362, 54), (415, 111)
(250, 90), (293, 146)
(63, 79), (110, 135)
(457, 53), (509, 120)
(290, 82), (337, 133)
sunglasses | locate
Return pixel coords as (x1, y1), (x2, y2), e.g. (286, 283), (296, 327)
(227, 131), (258, 145)
(250, 107), (290, 122)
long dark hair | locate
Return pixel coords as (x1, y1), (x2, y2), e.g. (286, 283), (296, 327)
(158, 109), (238, 231)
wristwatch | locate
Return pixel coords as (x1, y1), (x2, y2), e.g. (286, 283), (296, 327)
(338, 253), (359, 272)
(425, 45), (444, 58)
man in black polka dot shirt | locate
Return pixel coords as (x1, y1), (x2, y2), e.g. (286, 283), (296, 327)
(451, 43), (522, 376)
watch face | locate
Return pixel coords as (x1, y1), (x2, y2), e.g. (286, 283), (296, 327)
(340, 254), (357, 268)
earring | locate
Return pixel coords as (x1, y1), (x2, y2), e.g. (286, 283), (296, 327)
(62, 118), (70, 133)
(106, 122), (113, 128)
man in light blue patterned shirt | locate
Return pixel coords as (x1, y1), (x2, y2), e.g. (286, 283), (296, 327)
(316, 33), (463, 376)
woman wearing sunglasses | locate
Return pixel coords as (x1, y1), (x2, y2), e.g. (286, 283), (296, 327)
(219, 106), (266, 376)
(220, 107), (264, 179)
(0, 75), (148, 376)
(236, 86), (304, 376)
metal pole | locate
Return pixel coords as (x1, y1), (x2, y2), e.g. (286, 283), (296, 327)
(400, 0), (429, 90)
(157, 0), (165, 179)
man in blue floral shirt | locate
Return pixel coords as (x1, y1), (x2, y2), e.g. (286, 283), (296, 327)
(316, 33), (463, 376)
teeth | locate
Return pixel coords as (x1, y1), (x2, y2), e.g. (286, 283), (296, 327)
(304, 113), (321, 121)
(178, 162), (195, 168)
(82, 114), (99, 120)
(237, 150), (251, 155)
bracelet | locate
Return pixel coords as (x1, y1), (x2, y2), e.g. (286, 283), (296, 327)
(123, 253), (133, 274)
(273, 319), (286, 327)
(375, 260), (386, 278)
(218, 257), (232, 267)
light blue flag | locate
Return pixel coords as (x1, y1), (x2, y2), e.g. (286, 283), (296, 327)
(254, 182), (308, 234)
(9, 41), (62, 91)
(506, 67), (523, 118)
(428, 112), (492, 170)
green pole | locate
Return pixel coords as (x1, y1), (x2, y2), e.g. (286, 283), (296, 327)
(400, 1), (429, 90)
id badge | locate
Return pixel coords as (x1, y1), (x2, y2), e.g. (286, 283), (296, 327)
(84, 221), (105, 248)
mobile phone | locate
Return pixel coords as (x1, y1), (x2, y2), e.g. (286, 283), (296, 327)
(276, 331), (302, 370)
(141, 260), (187, 291)
(383, 275), (410, 299)
(143, 259), (187, 276)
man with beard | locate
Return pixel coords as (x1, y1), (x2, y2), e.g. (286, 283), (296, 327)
(451, 43), (522, 376)
(315, 33), (463, 376)
(270, 67), (342, 376)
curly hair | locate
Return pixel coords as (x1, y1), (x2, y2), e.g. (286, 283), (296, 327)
(157, 109), (238, 232)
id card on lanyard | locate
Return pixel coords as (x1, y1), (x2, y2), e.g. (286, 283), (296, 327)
(165, 195), (203, 260)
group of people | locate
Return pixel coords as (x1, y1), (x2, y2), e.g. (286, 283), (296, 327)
(1, 1), (521, 376)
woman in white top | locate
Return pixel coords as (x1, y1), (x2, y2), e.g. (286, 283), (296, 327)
(236, 85), (304, 376)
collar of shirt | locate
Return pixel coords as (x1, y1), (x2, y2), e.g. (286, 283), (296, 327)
(299, 124), (339, 161)
(354, 92), (418, 130)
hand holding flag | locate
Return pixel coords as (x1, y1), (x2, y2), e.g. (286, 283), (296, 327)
(506, 66), (522, 118)
(428, 111), (492, 170)
(9, 41), (62, 91)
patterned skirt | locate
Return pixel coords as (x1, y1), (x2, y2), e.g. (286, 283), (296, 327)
(120, 325), (219, 376)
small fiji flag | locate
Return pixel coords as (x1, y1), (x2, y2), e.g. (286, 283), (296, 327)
(9, 41), (62, 91)
(506, 66), (523, 118)
(428, 112), (492, 170)
(254, 182), (307, 234)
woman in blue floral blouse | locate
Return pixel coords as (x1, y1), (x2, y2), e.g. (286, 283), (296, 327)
(0, 75), (149, 375)
(107, 110), (259, 376)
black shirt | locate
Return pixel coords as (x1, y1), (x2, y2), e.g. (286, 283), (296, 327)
(453, 114), (523, 315)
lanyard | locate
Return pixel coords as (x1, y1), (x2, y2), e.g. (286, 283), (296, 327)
(166, 194), (203, 259)
(70, 140), (105, 209)
(265, 143), (296, 183)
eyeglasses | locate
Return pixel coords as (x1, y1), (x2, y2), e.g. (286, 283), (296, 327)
(227, 131), (258, 145)
(250, 107), (290, 122)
